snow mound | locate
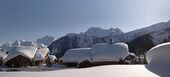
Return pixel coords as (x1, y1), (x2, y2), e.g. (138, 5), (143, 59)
(3, 46), (37, 63)
(62, 48), (92, 63)
(48, 55), (57, 62)
(92, 43), (129, 62)
(34, 48), (49, 61)
(146, 42), (170, 65)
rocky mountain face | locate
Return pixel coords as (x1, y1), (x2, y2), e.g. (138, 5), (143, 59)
(49, 20), (170, 58)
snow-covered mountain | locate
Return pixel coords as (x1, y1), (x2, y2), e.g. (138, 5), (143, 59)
(36, 36), (56, 46)
(0, 36), (55, 51)
(48, 27), (124, 58)
(49, 20), (170, 58)
(0, 40), (47, 51)
(85, 27), (123, 38)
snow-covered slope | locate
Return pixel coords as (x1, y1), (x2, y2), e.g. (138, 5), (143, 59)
(123, 20), (170, 43)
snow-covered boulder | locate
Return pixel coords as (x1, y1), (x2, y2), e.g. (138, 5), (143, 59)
(92, 43), (130, 62)
(62, 48), (92, 64)
(34, 47), (49, 61)
(146, 42), (170, 65)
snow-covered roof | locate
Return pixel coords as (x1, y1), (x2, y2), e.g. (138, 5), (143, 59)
(146, 42), (170, 66)
(48, 55), (57, 62)
(34, 48), (49, 61)
(92, 43), (130, 62)
(62, 48), (92, 63)
(3, 46), (37, 63)
(0, 51), (7, 59)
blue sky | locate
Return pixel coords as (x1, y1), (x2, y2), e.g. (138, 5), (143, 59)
(0, 0), (170, 44)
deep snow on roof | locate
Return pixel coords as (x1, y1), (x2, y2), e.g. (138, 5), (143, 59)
(34, 48), (49, 61)
(3, 46), (37, 63)
(0, 51), (7, 59)
(62, 48), (92, 63)
(92, 43), (129, 62)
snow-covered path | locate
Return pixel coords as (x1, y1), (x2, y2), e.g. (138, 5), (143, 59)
(0, 65), (159, 77)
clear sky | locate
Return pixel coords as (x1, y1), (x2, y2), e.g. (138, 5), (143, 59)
(0, 0), (170, 45)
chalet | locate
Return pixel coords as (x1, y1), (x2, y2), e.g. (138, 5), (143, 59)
(61, 43), (135, 67)
(61, 48), (92, 67)
(92, 43), (131, 66)
(3, 46), (37, 67)
(33, 47), (49, 66)
(0, 50), (7, 65)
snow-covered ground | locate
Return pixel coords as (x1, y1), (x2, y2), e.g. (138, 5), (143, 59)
(0, 65), (161, 77)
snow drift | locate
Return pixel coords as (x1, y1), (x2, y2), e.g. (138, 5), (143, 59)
(146, 42), (170, 65)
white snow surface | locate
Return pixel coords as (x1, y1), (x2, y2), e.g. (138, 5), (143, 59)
(34, 48), (49, 61)
(48, 55), (57, 62)
(62, 48), (92, 63)
(3, 46), (37, 63)
(92, 43), (129, 62)
(0, 65), (159, 77)
(146, 42), (170, 66)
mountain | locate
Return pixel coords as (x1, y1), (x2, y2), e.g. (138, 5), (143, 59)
(49, 20), (170, 58)
(125, 20), (170, 55)
(48, 27), (124, 58)
(36, 36), (56, 46)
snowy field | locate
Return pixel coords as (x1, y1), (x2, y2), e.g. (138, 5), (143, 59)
(0, 65), (164, 77)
